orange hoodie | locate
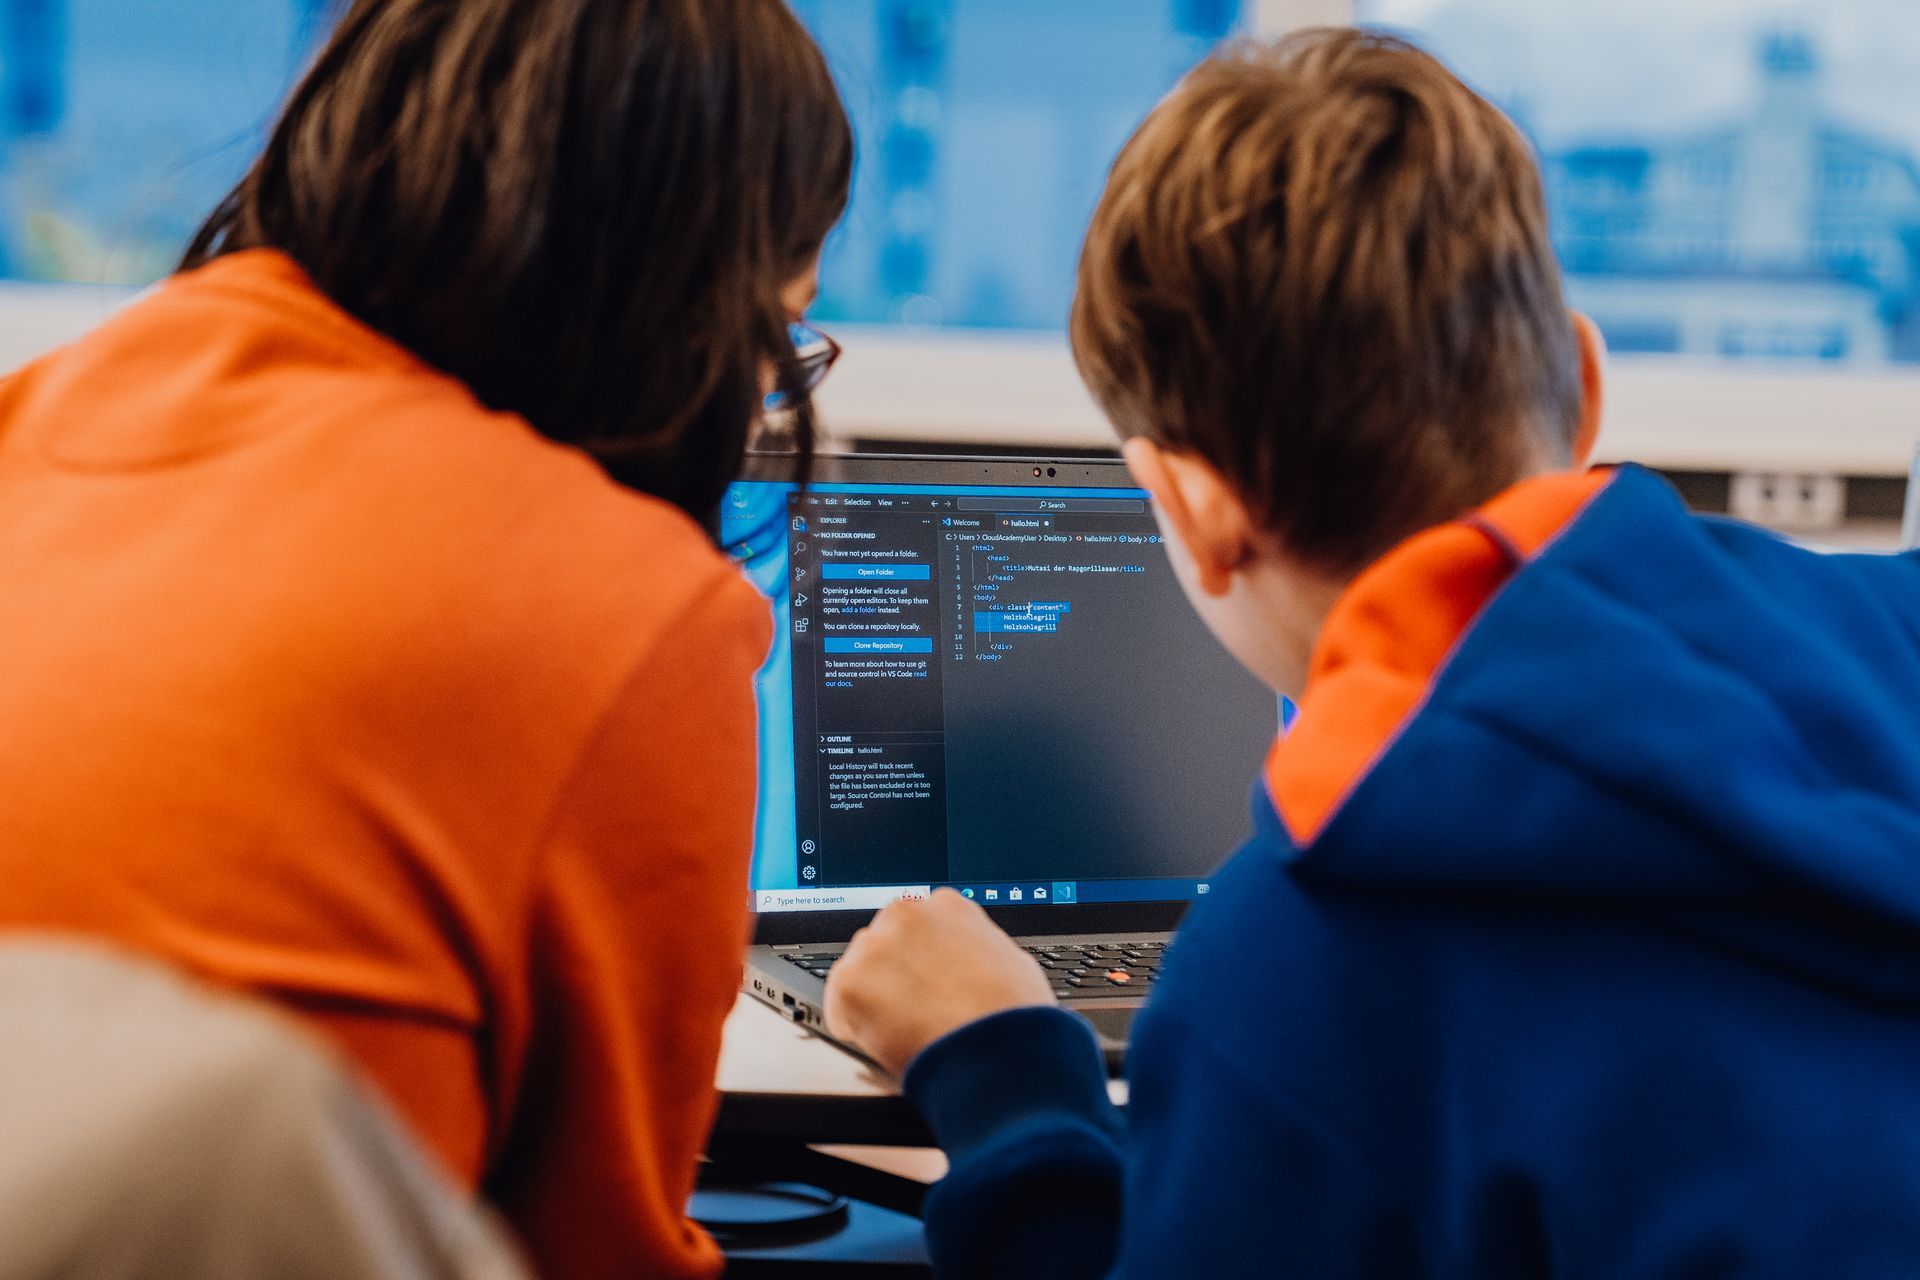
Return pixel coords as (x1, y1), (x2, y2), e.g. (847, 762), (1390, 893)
(0, 250), (769, 1279)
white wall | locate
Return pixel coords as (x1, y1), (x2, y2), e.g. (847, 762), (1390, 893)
(811, 323), (1920, 479)
(0, 282), (135, 374)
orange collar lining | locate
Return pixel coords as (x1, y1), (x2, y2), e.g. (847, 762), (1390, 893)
(1265, 469), (1616, 847)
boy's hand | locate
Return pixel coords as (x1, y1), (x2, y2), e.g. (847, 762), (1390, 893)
(824, 888), (1056, 1077)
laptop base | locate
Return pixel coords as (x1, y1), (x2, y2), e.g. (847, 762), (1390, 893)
(746, 936), (1162, 1077)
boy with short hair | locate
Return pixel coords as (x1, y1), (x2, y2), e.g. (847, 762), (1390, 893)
(826, 28), (1920, 1278)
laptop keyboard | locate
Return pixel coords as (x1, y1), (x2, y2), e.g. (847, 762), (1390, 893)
(781, 939), (1165, 997)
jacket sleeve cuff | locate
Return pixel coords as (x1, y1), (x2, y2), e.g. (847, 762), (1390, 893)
(901, 1004), (1122, 1161)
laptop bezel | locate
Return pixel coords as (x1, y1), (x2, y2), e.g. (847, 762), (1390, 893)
(729, 451), (1208, 947)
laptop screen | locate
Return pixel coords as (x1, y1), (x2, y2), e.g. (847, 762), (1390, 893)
(721, 457), (1281, 916)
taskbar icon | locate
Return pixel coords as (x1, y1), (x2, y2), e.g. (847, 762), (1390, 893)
(950, 882), (1075, 905)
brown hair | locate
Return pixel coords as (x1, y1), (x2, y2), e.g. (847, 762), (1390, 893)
(184, 0), (851, 521)
(1072, 28), (1580, 572)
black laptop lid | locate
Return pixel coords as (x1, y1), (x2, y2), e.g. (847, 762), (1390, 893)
(720, 454), (1282, 944)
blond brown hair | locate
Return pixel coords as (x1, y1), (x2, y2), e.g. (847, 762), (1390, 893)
(1072, 28), (1580, 571)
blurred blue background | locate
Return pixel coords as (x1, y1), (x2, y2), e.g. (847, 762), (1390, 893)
(1, 0), (1915, 367)
(0, 0), (328, 282)
(791, 0), (1243, 330)
(1363, 0), (1920, 366)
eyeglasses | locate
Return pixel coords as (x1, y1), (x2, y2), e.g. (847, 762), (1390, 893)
(764, 320), (841, 412)
(1903, 440), (1918, 552)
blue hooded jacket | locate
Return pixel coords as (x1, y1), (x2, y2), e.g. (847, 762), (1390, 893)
(902, 466), (1920, 1277)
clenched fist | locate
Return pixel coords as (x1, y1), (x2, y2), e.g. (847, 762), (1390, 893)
(823, 888), (1057, 1077)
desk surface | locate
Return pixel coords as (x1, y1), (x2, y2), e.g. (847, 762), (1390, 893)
(715, 993), (1128, 1147)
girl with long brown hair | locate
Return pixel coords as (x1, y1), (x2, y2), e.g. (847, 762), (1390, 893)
(0, 2), (851, 1275)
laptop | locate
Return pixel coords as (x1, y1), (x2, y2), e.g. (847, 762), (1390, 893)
(718, 453), (1281, 1071)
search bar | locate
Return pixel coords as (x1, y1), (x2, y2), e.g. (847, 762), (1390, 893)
(754, 885), (931, 913)
(955, 496), (1146, 513)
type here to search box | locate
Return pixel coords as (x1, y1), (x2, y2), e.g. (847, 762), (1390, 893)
(755, 885), (932, 913)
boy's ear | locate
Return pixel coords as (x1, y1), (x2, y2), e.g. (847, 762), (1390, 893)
(1570, 310), (1606, 468)
(1121, 437), (1258, 598)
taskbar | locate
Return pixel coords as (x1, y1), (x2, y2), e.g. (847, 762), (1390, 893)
(754, 876), (1213, 914)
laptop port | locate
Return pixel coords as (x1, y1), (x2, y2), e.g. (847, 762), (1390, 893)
(782, 993), (796, 1008)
